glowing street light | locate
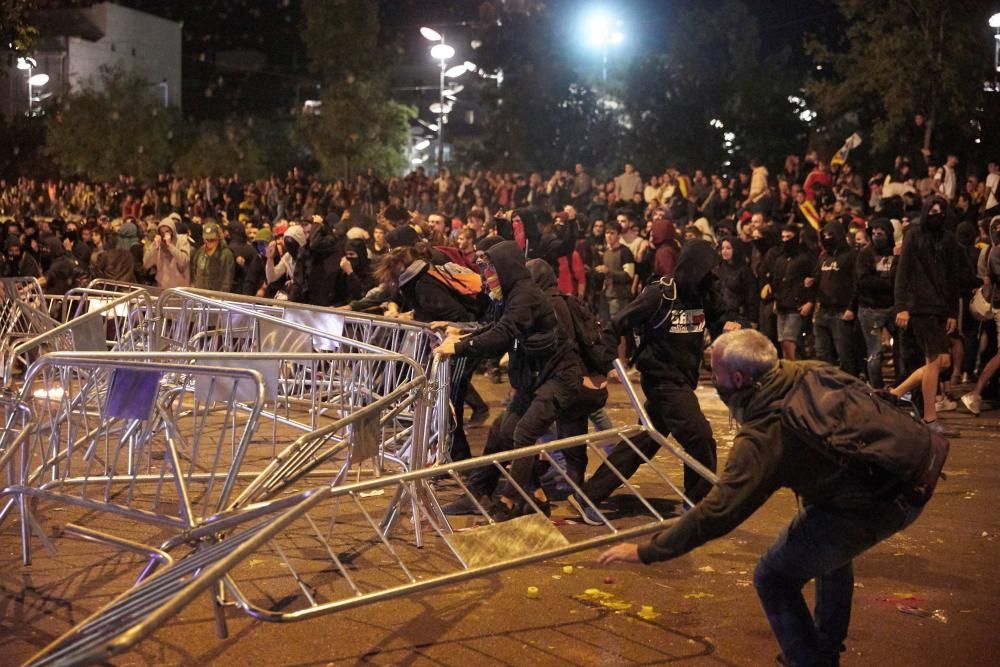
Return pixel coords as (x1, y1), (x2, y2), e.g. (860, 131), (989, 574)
(991, 13), (1000, 72)
(420, 26), (442, 42)
(420, 25), (457, 172)
(413, 138), (431, 151)
(582, 10), (625, 82)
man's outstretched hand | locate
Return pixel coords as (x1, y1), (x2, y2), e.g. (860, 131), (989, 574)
(597, 542), (641, 565)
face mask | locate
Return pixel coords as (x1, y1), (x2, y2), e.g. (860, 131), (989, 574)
(821, 236), (837, 253)
(716, 382), (753, 424)
(65, 230), (80, 242)
(924, 212), (944, 230)
(991, 226), (1000, 245)
(481, 263), (503, 302)
(872, 233), (891, 251)
(782, 237), (799, 254)
(283, 238), (300, 259)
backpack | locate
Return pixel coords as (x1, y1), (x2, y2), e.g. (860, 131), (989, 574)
(780, 365), (949, 506)
(563, 295), (617, 376)
(426, 262), (487, 318)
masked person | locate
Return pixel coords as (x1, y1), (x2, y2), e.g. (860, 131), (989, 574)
(962, 216), (1000, 415)
(598, 329), (941, 667)
(765, 224), (816, 360)
(568, 240), (742, 525)
(264, 223), (305, 298)
(890, 196), (965, 435)
(434, 239), (588, 520)
(812, 220), (859, 376)
(855, 218), (899, 389)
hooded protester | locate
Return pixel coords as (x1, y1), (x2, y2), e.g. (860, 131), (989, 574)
(289, 217), (348, 306)
(227, 220), (257, 294)
(37, 235), (78, 295)
(333, 237), (374, 305)
(569, 240), (738, 525)
(764, 224), (817, 360)
(436, 240), (589, 520)
(856, 218), (899, 388)
(190, 221), (235, 292)
(812, 220), (859, 375)
(649, 209), (680, 279)
(4, 236), (40, 279)
(264, 223), (305, 297)
(716, 237), (759, 329)
(142, 217), (190, 288)
(890, 195), (966, 435)
(92, 229), (137, 283)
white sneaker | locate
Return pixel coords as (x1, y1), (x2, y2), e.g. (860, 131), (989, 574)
(960, 393), (982, 416)
(935, 396), (957, 412)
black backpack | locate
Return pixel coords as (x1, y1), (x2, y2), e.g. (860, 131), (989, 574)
(563, 295), (617, 376)
(781, 365), (949, 506)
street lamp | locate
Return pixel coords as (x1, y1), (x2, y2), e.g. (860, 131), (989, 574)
(583, 10), (625, 82)
(421, 26), (455, 173)
(991, 13), (1000, 72)
(17, 56), (48, 116)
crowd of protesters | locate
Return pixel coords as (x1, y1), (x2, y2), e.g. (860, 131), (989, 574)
(3, 131), (1000, 440)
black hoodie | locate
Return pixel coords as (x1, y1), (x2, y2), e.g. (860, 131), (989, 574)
(613, 239), (724, 387)
(455, 240), (576, 391)
(855, 218), (897, 310)
(768, 236), (816, 313)
(894, 197), (963, 317)
(41, 235), (78, 295)
(814, 220), (857, 311)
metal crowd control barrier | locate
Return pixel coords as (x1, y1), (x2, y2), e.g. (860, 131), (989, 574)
(155, 288), (450, 468)
(24, 415), (709, 666)
(0, 349), (426, 567)
(1, 289), (153, 387)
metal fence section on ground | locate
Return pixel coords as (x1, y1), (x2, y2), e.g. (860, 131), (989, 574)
(0, 350), (426, 567)
(22, 406), (717, 666)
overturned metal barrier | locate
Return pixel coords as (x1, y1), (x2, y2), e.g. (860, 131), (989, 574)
(0, 350), (426, 567)
(23, 390), (720, 666)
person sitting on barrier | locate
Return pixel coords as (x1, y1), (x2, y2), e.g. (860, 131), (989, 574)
(569, 239), (738, 525)
(434, 239), (592, 520)
(599, 329), (945, 667)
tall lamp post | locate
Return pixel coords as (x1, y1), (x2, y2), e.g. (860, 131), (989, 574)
(991, 13), (1000, 73)
(584, 11), (624, 82)
(421, 27), (456, 173)
(17, 57), (49, 116)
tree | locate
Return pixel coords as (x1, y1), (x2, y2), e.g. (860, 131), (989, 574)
(1, 0), (38, 58)
(806, 0), (989, 156)
(297, 0), (411, 178)
(471, 1), (624, 173)
(297, 81), (414, 179)
(45, 66), (181, 182)
(174, 118), (268, 179)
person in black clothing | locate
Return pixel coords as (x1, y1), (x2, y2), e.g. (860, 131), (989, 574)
(598, 329), (930, 667)
(716, 238), (759, 328)
(570, 240), (740, 525)
(855, 218), (899, 388)
(376, 244), (481, 460)
(890, 196), (965, 435)
(765, 224), (816, 360)
(227, 221), (257, 295)
(36, 236), (78, 295)
(435, 239), (588, 519)
(811, 220), (859, 376)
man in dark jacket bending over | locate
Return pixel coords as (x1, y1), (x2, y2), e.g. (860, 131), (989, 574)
(599, 329), (928, 667)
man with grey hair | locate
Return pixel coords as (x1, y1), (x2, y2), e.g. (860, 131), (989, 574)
(599, 329), (929, 667)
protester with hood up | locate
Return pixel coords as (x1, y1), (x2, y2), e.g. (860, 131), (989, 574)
(649, 207), (680, 279)
(36, 235), (78, 295)
(855, 218), (899, 388)
(435, 240), (588, 521)
(265, 223), (305, 297)
(4, 236), (41, 279)
(569, 240), (738, 525)
(811, 220), (859, 375)
(716, 237), (759, 330)
(92, 229), (137, 283)
(890, 195), (964, 435)
(764, 224), (816, 361)
(142, 217), (190, 288)
(227, 220), (257, 294)
(962, 216), (1000, 416)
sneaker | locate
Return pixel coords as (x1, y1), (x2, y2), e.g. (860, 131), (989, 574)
(960, 393), (982, 416)
(566, 493), (603, 526)
(924, 419), (959, 438)
(934, 396), (957, 412)
(441, 494), (490, 516)
(468, 407), (489, 426)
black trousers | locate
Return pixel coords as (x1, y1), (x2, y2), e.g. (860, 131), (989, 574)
(466, 374), (606, 499)
(449, 355), (479, 461)
(582, 377), (716, 504)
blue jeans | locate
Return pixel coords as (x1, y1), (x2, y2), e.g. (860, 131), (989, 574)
(813, 308), (857, 376)
(858, 306), (896, 389)
(754, 499), (923, 666)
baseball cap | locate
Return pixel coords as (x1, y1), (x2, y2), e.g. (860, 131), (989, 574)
(203, 222), (221, 240)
